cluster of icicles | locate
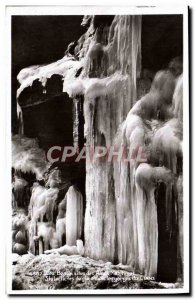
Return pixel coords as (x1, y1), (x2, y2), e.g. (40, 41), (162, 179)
(113, 70), (183, 277)
(12, 169), (84, 256)
(29, 183), (84, 255)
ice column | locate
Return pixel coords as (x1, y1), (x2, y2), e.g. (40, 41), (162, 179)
(84, 15), (142, 261)
(66, 186), (83, 246)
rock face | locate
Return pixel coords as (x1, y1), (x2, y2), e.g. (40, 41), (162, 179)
(13, 14), (183, 286)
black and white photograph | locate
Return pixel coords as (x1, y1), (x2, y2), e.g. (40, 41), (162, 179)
(5, 5), (189, 295)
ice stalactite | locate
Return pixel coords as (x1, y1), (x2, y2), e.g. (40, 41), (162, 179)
(73, 98), (80, 148)
(55, 195), (67, 248)
(173, 74), (183, 123)
(113, 114), (146, 270)
(82, 15), (142, 263)
(28, 180), (60, 254)
(73, 96), (85, 150)
(28, 182), (83, 254)
(112, 69), (183, 277)
(12, 175), (29, 208)
(66, 186), (83, 246)
(56, 217), (66, 247)
(17, 103), (24, 135)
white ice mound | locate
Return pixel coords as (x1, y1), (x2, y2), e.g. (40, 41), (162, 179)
(135, 163), (173, 189)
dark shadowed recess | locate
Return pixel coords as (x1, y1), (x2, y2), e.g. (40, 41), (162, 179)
(142, 15), (183, 71)
(12, 15), (85, 133)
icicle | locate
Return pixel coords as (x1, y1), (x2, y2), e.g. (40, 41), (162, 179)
(152, 119), (182, 174)
(17, 103), (24, 135)
(13, 176), (28, 208)
(173, 75), (183, 122)
(66, 186), (83, 246)
(37, 222), (55, 251)
(29, 183), (46, 221)
(73, 98), (80, 148)
(44, 188), (59, 223)
(56, 218), (66, 247)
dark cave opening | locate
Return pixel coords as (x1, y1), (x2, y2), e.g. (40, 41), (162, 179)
(141, 15), (183, 72)
(155, 182), (178, 282)
(22, 94), (74, 150)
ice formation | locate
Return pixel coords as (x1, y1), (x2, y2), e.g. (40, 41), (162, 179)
(27, 176), (83, 254)
(44, 239), (84, 256)
(17, 57), (82, 98)
(12, 135), (49, 180)
(12, 213), (28, 255)
(111, 70), (183, 277)
(13, 15), (183, 282)
(65, 186), (83, 246)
